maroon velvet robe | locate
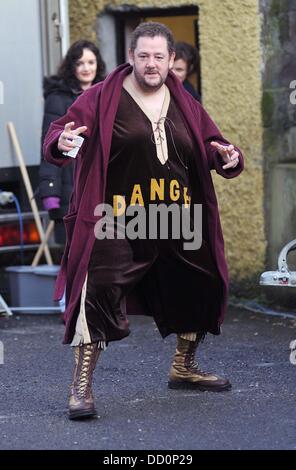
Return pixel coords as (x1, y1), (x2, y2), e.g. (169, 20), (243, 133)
(43, 63), (244, 344)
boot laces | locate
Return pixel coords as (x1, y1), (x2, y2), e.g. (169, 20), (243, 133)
(186, 348), (209, 377)
(76, 345), (95, 399)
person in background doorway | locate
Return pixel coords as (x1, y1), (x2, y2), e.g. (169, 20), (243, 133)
(172, 41), (201, 102)
(39, 39), (106, 244)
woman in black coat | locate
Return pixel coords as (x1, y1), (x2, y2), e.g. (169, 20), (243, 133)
(39, 40), (106, 243)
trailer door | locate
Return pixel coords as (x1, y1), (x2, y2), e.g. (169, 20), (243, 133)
(40, 0), (70, 76)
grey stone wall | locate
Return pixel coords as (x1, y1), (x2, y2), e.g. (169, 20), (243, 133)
(260, 0), (296, 305)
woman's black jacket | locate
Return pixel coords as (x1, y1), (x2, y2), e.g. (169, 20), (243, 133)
(38, 76), (81, 220)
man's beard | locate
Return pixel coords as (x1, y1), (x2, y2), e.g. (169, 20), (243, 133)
(134, 67), (166, 91)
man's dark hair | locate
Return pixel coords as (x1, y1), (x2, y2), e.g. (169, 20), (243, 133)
(130, 22), (175, 55)
(57, 39), (106, 90)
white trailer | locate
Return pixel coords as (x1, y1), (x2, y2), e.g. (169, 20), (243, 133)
(0, 0), (69, 252)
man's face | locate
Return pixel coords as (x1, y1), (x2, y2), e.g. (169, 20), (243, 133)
(129, 35), (175, 91)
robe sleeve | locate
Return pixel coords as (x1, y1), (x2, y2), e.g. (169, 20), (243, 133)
(43, 84), (100, 168)
(195, 102), (244, 179)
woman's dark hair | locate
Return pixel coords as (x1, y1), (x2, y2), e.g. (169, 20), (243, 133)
(57, 39), (106, 90)
(175, 42), (200, 77)
(130, 22), (175, 56)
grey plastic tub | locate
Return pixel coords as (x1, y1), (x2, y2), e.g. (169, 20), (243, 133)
(6, 265), (61, 314)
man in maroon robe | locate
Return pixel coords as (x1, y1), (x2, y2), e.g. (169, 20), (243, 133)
(44, 22), (243, 420)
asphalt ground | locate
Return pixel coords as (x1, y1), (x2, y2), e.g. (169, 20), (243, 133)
(0, 305), (295, 451)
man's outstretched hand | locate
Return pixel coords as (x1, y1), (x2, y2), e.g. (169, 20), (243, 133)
(210, 141), (240, 170)
(57, 121), (87, 153)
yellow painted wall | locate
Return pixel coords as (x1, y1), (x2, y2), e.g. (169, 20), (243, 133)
(69, 0), (265, 286)
(197, 0), (265, 284)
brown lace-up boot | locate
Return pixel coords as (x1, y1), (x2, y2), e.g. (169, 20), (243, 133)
(68, 342), (101, 420)
(168, 335), (231, 392)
